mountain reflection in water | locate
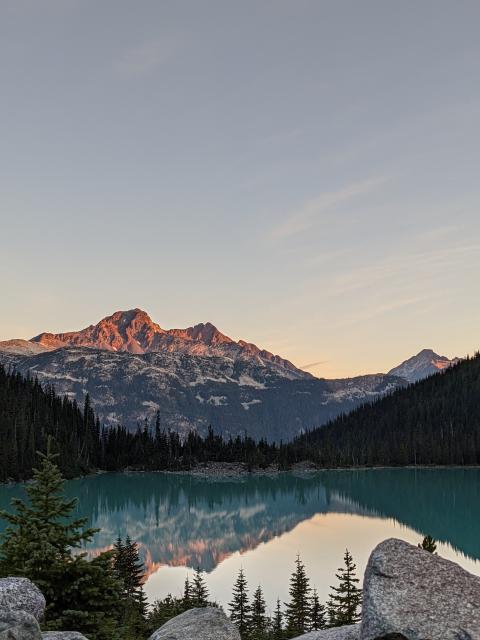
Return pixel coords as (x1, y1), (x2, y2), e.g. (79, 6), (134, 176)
(1, 469), (479, 606)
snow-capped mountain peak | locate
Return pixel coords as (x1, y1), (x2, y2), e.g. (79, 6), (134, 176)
(388, 348), (460, 383)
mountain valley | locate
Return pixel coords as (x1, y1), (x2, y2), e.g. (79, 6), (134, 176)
(0, 309), (458, 441)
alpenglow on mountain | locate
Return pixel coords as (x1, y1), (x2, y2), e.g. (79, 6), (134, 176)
(29, 308), (302, 375)
(0, 309), (456, 441)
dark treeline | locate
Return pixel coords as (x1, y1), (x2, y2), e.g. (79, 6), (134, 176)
(102, 419), (287, 472)
(0, 365), (100, 481)
(0, 363), (288, 481)
(296, 352), (480, 467)
(2, 352), (480, 481)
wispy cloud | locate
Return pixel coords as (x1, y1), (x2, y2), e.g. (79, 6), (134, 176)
(329, 242), (480, 296)
(270, 176), (388, 240)
(341, 293), (442, 327)
(301, 360), (329, 370)
(116, 36), (181, 77)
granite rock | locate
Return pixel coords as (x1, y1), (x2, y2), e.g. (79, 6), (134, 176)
(292, 624), (360, 639)
(0, 610), (42, 640)
(361, 538), (480, 640)
(149, 606), (240, 640)
(0, 577), (46, 622)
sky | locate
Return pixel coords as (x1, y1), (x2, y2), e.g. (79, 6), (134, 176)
(1, 0), (479, 378)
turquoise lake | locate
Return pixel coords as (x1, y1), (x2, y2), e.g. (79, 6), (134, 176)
(1, 469), (479, 612)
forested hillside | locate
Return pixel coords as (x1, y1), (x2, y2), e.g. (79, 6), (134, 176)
(0, 364), (280, 480)
(294, 353), (480, 466)
(0, 365), (101, 481)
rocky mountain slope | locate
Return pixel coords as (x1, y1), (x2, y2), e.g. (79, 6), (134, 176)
(0, 309), (453, 441)
(0, 344), (403, 442)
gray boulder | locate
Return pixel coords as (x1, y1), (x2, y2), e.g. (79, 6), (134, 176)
(361, 538), (480, 640)
(0, 577), (46, 621)
(0, 610), (42, 640)
(42, 634), (89, 639)
(149, 607), (240, 640)
(292, 625), (360, 639)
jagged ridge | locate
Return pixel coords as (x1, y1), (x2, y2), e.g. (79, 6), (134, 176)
(30, 309), (305, 377)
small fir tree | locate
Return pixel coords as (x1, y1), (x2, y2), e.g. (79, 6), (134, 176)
(284, 555), (311, 637)
(113, 535), (147, 637)
(183, 575), (192, 608)
(147, 594), (185, 631)
(113, 537), (126, 573)
(327, 549), (362, 627)
(271, 598), (284, 640)
(309, 588), (327, 631)
(250, 585), (269, 639)
(191, 567), (209, 606)
(418, 535), (437, 554)
(229, 568), (251, 639)
(123, 536), (147, 609)
(0, 443), (122, 639)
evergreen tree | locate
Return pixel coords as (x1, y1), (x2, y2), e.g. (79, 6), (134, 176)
(113, 536), (127, 583)
(251, 585), (268, 639)
(418, 535), (437, 554)
(147, 578), (219, 634)
(183, 575), (192, 608)
(229, 568), (251, 639)
(123, 536), (147, 609)
(191, 567), (209, 607)
(327, 550), (362, 627)
(113, 535), (147, 637)
(0, 441), (97, 577)
(284, 555), (311, 638)
(271, 598), (284, 640)
(147, 594), (185, 631)
(309, 588), (326, 631)
(0, 444), (122, 639)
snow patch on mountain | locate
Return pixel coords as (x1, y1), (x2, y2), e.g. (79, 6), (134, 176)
(207, 395), (228, 406)
(241, 399), (262, 410)
(238, 375), (267, 389)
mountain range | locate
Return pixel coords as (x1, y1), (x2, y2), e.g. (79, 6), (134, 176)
(0, 309), (460, 441)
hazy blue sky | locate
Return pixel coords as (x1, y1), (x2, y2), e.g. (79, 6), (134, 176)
(1, 0), (479, 377)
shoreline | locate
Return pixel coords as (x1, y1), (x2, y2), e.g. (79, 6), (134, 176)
(135, 461), (480, 479)
(3, 461), (480, 486)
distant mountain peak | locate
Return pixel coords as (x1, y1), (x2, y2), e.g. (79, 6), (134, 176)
(31, 308), (165, 354)
(101, 308), (161, 328)
(173, 322), (234, 346)
(388, 349), (460, 383)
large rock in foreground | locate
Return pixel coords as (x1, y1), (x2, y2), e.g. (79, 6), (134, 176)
(293, 625), (360, 639)
(0, 577), (46, 622)
(149, 607), (240, 640)
(362, 538), (480, 640)
(0, 610), (42, 640)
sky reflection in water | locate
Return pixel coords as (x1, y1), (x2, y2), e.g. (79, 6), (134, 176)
(1, 469), (479, 611)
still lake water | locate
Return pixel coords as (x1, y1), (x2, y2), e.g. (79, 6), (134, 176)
(1, 469), (479, 612)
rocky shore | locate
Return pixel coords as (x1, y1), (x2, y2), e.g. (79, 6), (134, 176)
(1, 538), (480, 639)
(171, 460), (318, 478)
